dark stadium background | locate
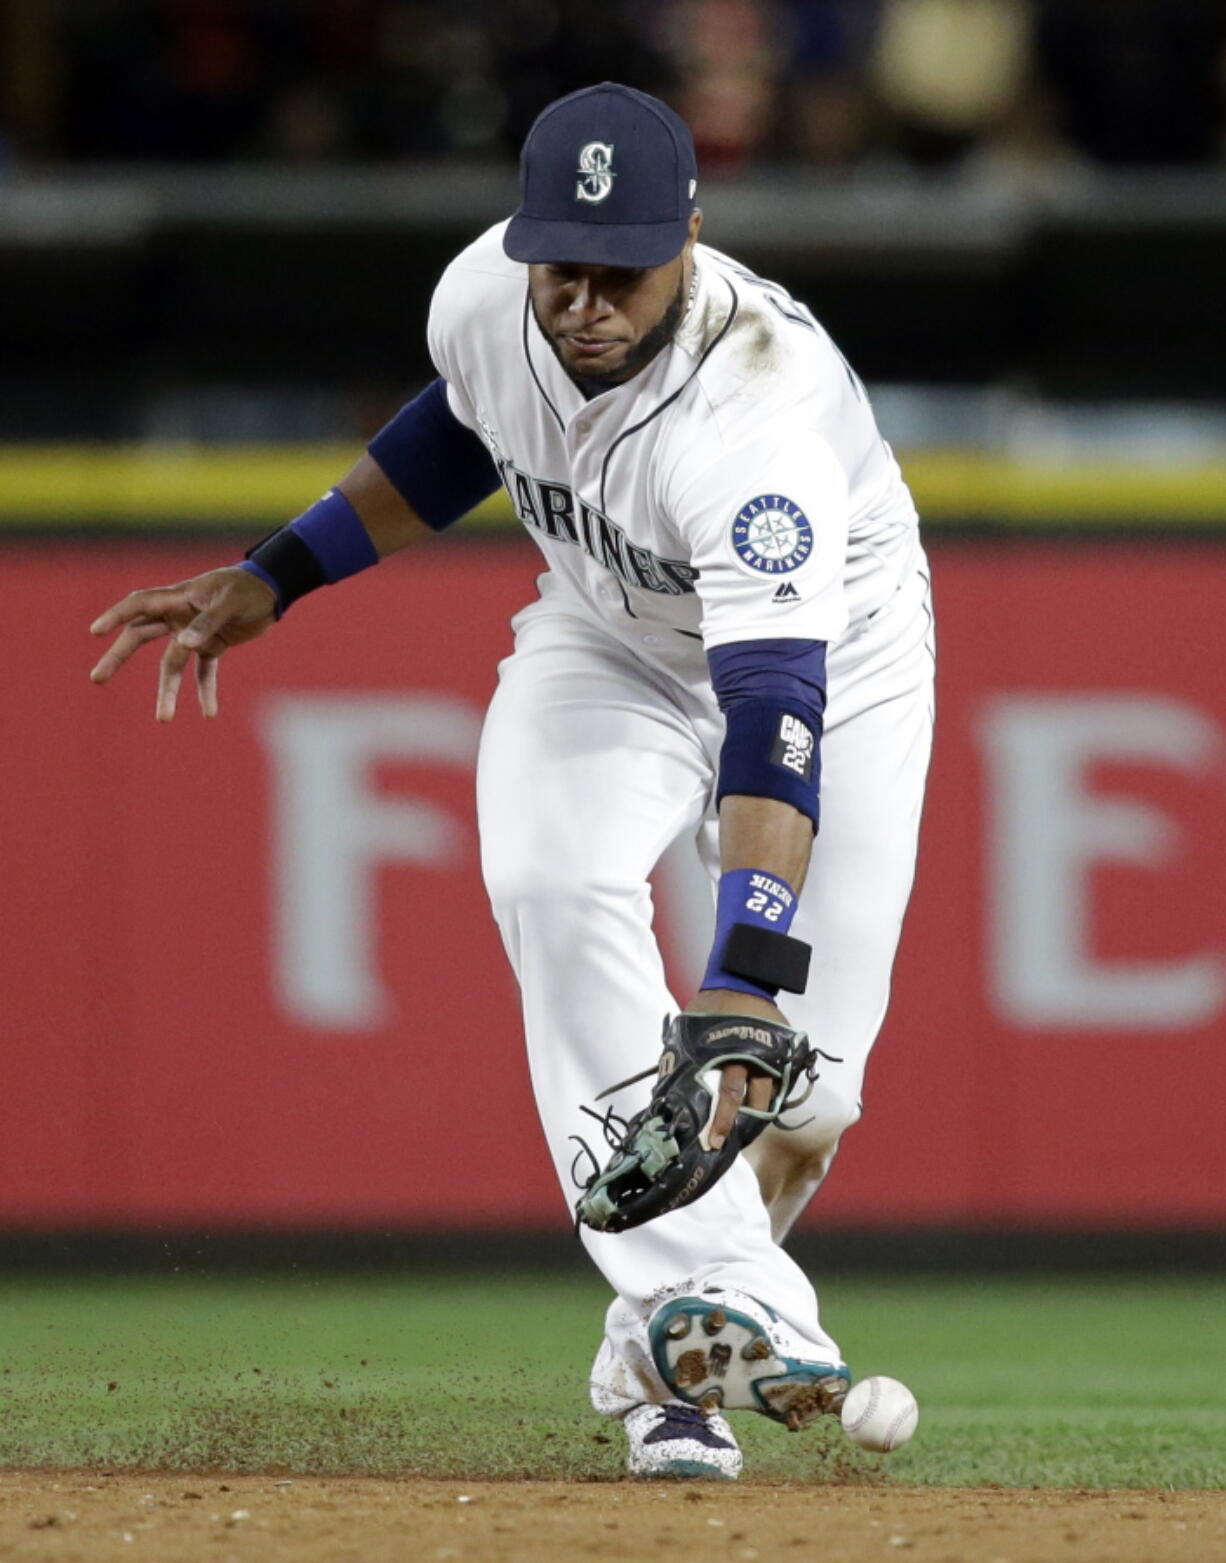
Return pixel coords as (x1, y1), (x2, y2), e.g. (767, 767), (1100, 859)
(1, 0), (1224, 1278)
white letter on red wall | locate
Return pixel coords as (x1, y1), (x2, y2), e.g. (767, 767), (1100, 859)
(259, 695), (482, 1029)
(979, 695), (1223, 1029)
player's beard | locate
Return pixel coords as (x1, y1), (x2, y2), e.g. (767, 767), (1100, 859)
(536, 272), (688, 399)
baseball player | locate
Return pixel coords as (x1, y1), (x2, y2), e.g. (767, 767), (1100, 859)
(90, 83), (934, 1481)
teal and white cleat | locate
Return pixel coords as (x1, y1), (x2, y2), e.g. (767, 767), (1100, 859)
(623, 1402), (742, 1480)
(648, 1291), (850, 1431)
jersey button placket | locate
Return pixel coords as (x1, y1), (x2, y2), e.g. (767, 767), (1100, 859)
(568, 394), (609, 443)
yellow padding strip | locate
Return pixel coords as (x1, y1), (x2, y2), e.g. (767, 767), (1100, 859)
(0, 445), (365, 523)
(0, 446), (1223, 526)
(905, 451), (1226, 523)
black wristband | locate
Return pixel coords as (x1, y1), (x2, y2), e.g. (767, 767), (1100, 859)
(245, 527), (328, 613)
(719, 922), (812, 996)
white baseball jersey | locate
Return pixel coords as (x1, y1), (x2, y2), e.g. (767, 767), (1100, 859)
(428, 220), (921, 670)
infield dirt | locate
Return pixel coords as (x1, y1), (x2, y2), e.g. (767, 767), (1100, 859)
(1, 1474), (1221, 1563)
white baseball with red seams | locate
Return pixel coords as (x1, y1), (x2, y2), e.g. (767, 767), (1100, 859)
(840, 1376), (920, 1452)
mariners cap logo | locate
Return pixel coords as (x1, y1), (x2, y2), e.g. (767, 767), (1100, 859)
(575, 141), (616, 204)
(505, 86), (696, 266)
(730, 495), (814, 575)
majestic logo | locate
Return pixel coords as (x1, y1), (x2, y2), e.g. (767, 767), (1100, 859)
(575, 141), (616, 204)
(730, 495), (814, 576)
(772, 581), (801, 603)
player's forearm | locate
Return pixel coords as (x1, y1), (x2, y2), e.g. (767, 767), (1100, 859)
(338, 453), (436, 557)
(689, 794), (813, 1017)
(717, 794), (812, 894)
(691, 794), (813, 1019)
(242, 378), (502, 611)
(691, 640), (825, 1012)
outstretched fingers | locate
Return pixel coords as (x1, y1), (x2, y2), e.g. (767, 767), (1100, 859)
(89, 618), (171, 684)
(90, 573), (251, 715)
(195, 653), (220, 718)
(90, 586), (186, 639)
(93, 619), (224, 718)
(156, 638), (193, 723)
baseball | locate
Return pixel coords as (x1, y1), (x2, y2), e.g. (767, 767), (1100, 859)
(840, 1376), (919, 1452)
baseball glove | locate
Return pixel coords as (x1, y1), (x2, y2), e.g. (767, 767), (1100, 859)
(573, 1012), (818, 1235)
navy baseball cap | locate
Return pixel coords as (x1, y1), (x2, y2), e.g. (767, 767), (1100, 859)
(504, 83), (698, 269)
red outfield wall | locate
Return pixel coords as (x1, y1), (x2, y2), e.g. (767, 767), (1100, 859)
(2, 539), (1223, 1230)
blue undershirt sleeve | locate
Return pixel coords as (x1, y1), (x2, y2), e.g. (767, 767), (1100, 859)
(707, 638), (828, 828)
(368, 377), (502, 532)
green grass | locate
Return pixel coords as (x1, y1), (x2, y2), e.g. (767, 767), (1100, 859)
(0, 1272), (1223, 1487)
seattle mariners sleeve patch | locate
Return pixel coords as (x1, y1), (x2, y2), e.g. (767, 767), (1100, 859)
(730, 495), (814, 576)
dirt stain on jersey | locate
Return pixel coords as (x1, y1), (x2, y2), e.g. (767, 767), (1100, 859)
(682, 272), (786, 408)
(739, 314), (777, 375)
(706, 296), (781, 409)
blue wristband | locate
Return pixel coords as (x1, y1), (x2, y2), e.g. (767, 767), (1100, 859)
(289, 488), (379, 582)
(700, 868), (799, 1001)
(240, 488), (378, 615)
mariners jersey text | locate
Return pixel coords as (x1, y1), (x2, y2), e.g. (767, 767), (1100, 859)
(496, 453), (699, 598)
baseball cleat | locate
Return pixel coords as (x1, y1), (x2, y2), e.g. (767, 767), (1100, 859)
(623, 1402), (742, 1480)
(648, 1291), (850, 1431)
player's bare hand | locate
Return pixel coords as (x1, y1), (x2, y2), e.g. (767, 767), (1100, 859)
(89, 566), (278, 721)
(687, 988), (787, 1149)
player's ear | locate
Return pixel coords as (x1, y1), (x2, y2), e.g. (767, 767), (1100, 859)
(687, 208), (703, 247)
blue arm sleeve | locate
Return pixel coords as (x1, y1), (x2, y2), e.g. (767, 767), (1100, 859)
(368, 377), (502, 532)
(707, 639), (827, 828)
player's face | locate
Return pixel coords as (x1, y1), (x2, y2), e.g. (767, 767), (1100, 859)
(529, 210), (703, 394)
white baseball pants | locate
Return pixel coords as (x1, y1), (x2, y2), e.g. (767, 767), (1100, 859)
(476, 562), (935, 1409)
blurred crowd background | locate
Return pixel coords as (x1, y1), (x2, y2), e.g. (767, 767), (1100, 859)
(0, 2), (1222, 493)
(3, 0), (1224, 180)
